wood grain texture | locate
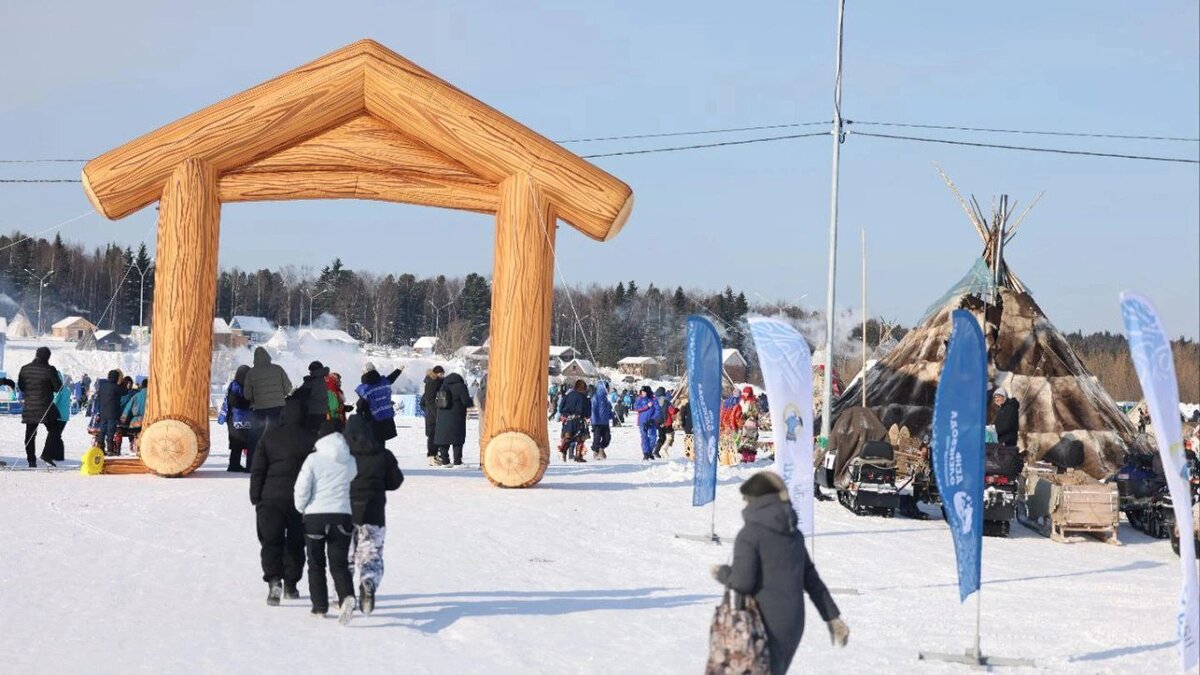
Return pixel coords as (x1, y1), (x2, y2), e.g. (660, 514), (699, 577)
(142, 158), (220, 477)
(84, 39), (632, 241)
(219, 115), (497, 211)
(481, 173), (554, 488)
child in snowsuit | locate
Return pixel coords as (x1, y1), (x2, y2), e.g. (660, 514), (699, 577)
(344, 413), (403, 615)
(632, 386), (660, 461)
(591, 382), (614, 460)
(294, 424), (358, 624)
(713, 472), (849, 674)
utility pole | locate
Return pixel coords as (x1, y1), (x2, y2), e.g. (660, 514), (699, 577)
(25, 268), (54, 336)
(819, 0), (848, 444)
(304, 286), (330, 327)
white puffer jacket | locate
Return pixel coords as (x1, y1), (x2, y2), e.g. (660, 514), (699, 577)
(294, 433), (357, 516)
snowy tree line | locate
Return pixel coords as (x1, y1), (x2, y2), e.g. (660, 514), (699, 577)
(1, 230), (1194, 400)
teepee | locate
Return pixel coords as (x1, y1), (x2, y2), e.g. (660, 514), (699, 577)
(834, 175), (1137, 479)
(6, 311), (36, 339)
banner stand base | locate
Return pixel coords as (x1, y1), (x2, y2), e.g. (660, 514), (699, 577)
(918, 648), (1034, 669)
(674, 533), (721, 545)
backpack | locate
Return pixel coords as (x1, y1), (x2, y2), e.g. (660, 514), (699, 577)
(436, 387), (452, 410)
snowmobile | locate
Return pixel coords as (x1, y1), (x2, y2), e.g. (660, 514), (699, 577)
(836, 440), (899, 517)
(982, 444), (1022, 537)
(1116, 451), (1174, 539)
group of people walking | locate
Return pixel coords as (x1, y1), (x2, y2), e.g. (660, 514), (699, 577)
(230, 350), (405, 625)
(419, 366), (475, 467)
(547, 380), (689, 463)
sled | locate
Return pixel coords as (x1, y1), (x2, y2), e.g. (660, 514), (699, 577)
(1017, 463), (1120, 545)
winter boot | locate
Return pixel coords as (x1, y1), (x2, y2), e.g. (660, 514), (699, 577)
(452, 446), (463, 466)
(574, 449), (587, 463)
(310, 607), (327, 618)
(596, 448), (607, 460)
(359, 580), (376, 616)
(427, 456), (438, 467)
(267, 579), (283, 607)
(283, 582), (300, 600)
(337, 596), (356, 626)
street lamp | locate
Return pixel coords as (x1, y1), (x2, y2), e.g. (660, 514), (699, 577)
(429, 293), (459, 336)
(129, 258), (153, 332)
(25, 268), (54, 335)
(303, 286), (330, 327)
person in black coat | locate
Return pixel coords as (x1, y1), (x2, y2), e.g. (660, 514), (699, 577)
(420, 366), (445, 465)
(17, 347), (64, 467)
(344, 413), (403, 614)
(714, 472), (848, 674)
(433, 372), (473, 466)
(249, 396), (317, 605)
(295, 361), (330, 432)
(993, 388), (1020, 447)
(95, 370), (129, 456)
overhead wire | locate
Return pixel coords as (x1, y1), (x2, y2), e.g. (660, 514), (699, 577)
(847, 120), (1199, 143)
(849, 130), (1200, 164)
(556, 121), (829, 143)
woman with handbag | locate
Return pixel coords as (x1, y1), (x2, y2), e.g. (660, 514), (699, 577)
(711, 471), (849, 674)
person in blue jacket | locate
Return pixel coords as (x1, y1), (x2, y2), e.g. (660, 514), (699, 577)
(590, 381), (614, 460)
(120, 380), (149, 453)
(632, 385), (660, 461)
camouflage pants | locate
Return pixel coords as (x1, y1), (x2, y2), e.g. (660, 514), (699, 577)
(348, 524), (386, 589)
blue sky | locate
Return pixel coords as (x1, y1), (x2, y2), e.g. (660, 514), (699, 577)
(1, 1), (1197, 336)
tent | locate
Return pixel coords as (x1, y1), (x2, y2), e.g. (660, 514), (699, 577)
(7, 311), (36, 338)
(833, 185), (1137, 479)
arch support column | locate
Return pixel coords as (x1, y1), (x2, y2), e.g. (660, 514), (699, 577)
(482, 173), (555, 487)
(141, 158), (221, 476)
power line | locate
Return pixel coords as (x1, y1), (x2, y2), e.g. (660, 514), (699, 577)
(851, 130), (1200, 164)
(580, 131), (828, 158)
(556, 121), (829, 143)
(849, 120), (1199, 143)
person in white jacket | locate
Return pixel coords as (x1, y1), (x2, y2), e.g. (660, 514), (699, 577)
(294, 427), (359, 624)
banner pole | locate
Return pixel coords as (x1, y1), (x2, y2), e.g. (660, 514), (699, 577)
(974, 588), (983, 662)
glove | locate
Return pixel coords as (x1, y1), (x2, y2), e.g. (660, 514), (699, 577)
(710, 564), (731, 583)
(827, 617), (849, 647)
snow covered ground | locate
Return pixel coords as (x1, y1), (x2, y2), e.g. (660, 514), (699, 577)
(0, 411), (1187, 674)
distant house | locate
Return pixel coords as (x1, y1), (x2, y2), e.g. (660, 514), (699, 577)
(95, 330), (133, 352)
(413, 336), (439, 355)
(561, 359), (601, 381)
(722, 349), (749, 383)
(297, 328), (360, 349)
(51, 316), (98, 342)
(548, 345), (577, 362)
(617, 356), (662, 379)
(230, 316), (275, 344)
(213, 318), (249, 350)
(455, 345), (488, 363)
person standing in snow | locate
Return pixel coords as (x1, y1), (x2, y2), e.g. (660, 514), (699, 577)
(433, 372), (474, 467)
(993, 388), (1020, 447)
(713, 472), (849, 674)
(111, 376), (137, 454)
(420, 366), (445, 466)
(119, 379), (149, 454)
(678, 399), (694, 460)
(243, 347), (293, 469)
(17, 346), (64, 467)
(590, 381), (614, 460)
(250, 395), (315, 606)
(344, 412), (403, 615)
(222, 366), (253, 472)
(654, 388), (677, 459)
(355, 362), (403, 446)
(325, 371), (348, 431)
(632, 386), (660, 461)
(293, 424), (358, 623)
(93, 370), (126, 457)
(294, 361), (330, 432)
(79, 373), (91, 408)
(556, 379), (590, 463)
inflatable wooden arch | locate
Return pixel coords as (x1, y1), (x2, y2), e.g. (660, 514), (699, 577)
(82, 39), (633, 487)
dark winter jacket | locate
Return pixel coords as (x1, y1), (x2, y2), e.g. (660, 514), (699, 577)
(249, 398), (317, 506)
(591, 382), (613, 426)
(296, 373), (329, 429)
(558, 389), (588, 418)
(243, 347), (292, 411)
(18, 353), (63, 425)
(420, 372), (443, 438)
(994, 398), (1020, 446)
(357, 368), (402, 442)
(433, 373), (473, 446)
(345, 413), (404, 526)
(679, 401), (694, 435)
(718, 493), (840, 675)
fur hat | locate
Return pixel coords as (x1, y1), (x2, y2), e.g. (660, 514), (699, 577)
(993, 388), (1009, 400)
(739, 471), (787, 499)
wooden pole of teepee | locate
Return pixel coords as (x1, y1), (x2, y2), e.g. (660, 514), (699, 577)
(820, 0), (848, 443)
(861, 228), (868, 408)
